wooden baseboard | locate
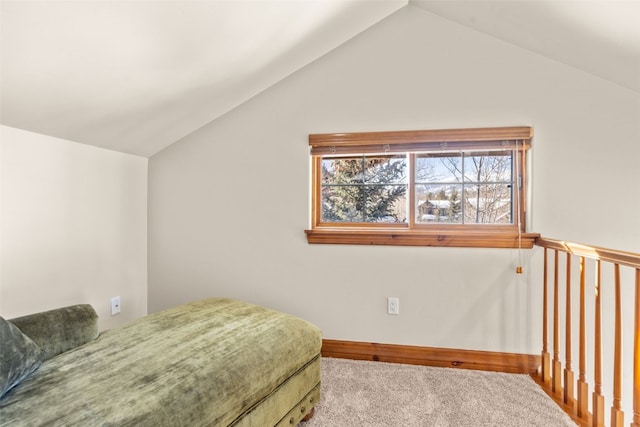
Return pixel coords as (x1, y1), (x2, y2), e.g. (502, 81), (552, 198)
(321, 339), (540, 375)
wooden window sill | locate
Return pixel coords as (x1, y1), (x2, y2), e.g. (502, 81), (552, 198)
(305, 229), (540, 249)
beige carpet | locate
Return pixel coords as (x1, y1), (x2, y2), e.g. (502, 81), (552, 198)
(300, 357), (576, 427)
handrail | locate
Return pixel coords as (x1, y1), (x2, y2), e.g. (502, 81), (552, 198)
(536, 237), (640, 269)
(535, 237), (640, 427)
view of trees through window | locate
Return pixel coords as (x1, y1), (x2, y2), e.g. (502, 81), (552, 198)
(321, 155), (408, 223)
(320, 151), (513, 225)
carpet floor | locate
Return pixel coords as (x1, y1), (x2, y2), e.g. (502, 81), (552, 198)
(300, 357), (576, 427)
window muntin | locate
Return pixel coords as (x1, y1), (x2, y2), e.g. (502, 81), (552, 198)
(307, 127), (536, 248)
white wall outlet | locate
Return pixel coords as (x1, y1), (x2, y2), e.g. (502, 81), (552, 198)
(111, 296), (121, 315)
(387, 297), (399, 315)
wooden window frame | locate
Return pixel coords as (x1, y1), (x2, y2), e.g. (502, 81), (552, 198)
(305, 126), (539, 248)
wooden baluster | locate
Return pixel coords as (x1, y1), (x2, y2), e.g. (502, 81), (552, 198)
(577, 256), (589, 420)
(553, 250), (562, 394)
(564, 253), (575, 408)
(633, 268), (640, 427)
(534, 237), (640, 427)
(610, 264), (624, 427)
(542, 247), (551, 383)
(593, 259), (605, 427)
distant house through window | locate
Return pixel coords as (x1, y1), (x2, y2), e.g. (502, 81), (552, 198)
(305, 127), (539, 248)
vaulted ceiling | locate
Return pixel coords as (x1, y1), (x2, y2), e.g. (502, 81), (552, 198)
(1, 1), (638, 158)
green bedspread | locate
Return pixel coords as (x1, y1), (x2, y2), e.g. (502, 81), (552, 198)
(0, 298), (322, 426)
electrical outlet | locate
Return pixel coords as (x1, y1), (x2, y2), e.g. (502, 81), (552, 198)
(387, 297), (399, 315)
(111, 296), (121, 315)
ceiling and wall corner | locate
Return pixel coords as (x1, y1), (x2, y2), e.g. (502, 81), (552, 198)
(1, 0), (638, 158)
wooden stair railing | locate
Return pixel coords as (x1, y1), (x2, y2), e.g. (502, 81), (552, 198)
(535, 237), (640, 427)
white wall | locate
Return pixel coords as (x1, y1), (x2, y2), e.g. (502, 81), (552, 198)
(0, 126), (148, 331)
(148, 4), (639, 352)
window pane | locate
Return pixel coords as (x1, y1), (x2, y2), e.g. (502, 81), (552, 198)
(416, 154), (462, 183)
(320, 155), (408, 223)
(415, 184), (462, 224)
(321, 185), (363, 222)
(463, 153), (512, 183)
(322, 157), (364, 185)
(364, 155), (407, 184)
(365, 185), (407, 223)
(464, 184), (512, 224)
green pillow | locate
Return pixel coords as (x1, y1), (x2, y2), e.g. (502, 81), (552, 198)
(9, 304), (99, 360)
(0, 316), (44, 398)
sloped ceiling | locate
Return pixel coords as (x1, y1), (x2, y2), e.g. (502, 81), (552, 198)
(1, 0), (638, 158)
(0, 0), (407, 157)
(412, 0), (640, 95)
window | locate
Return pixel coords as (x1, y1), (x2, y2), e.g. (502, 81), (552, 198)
(305, 127), (539, 248)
